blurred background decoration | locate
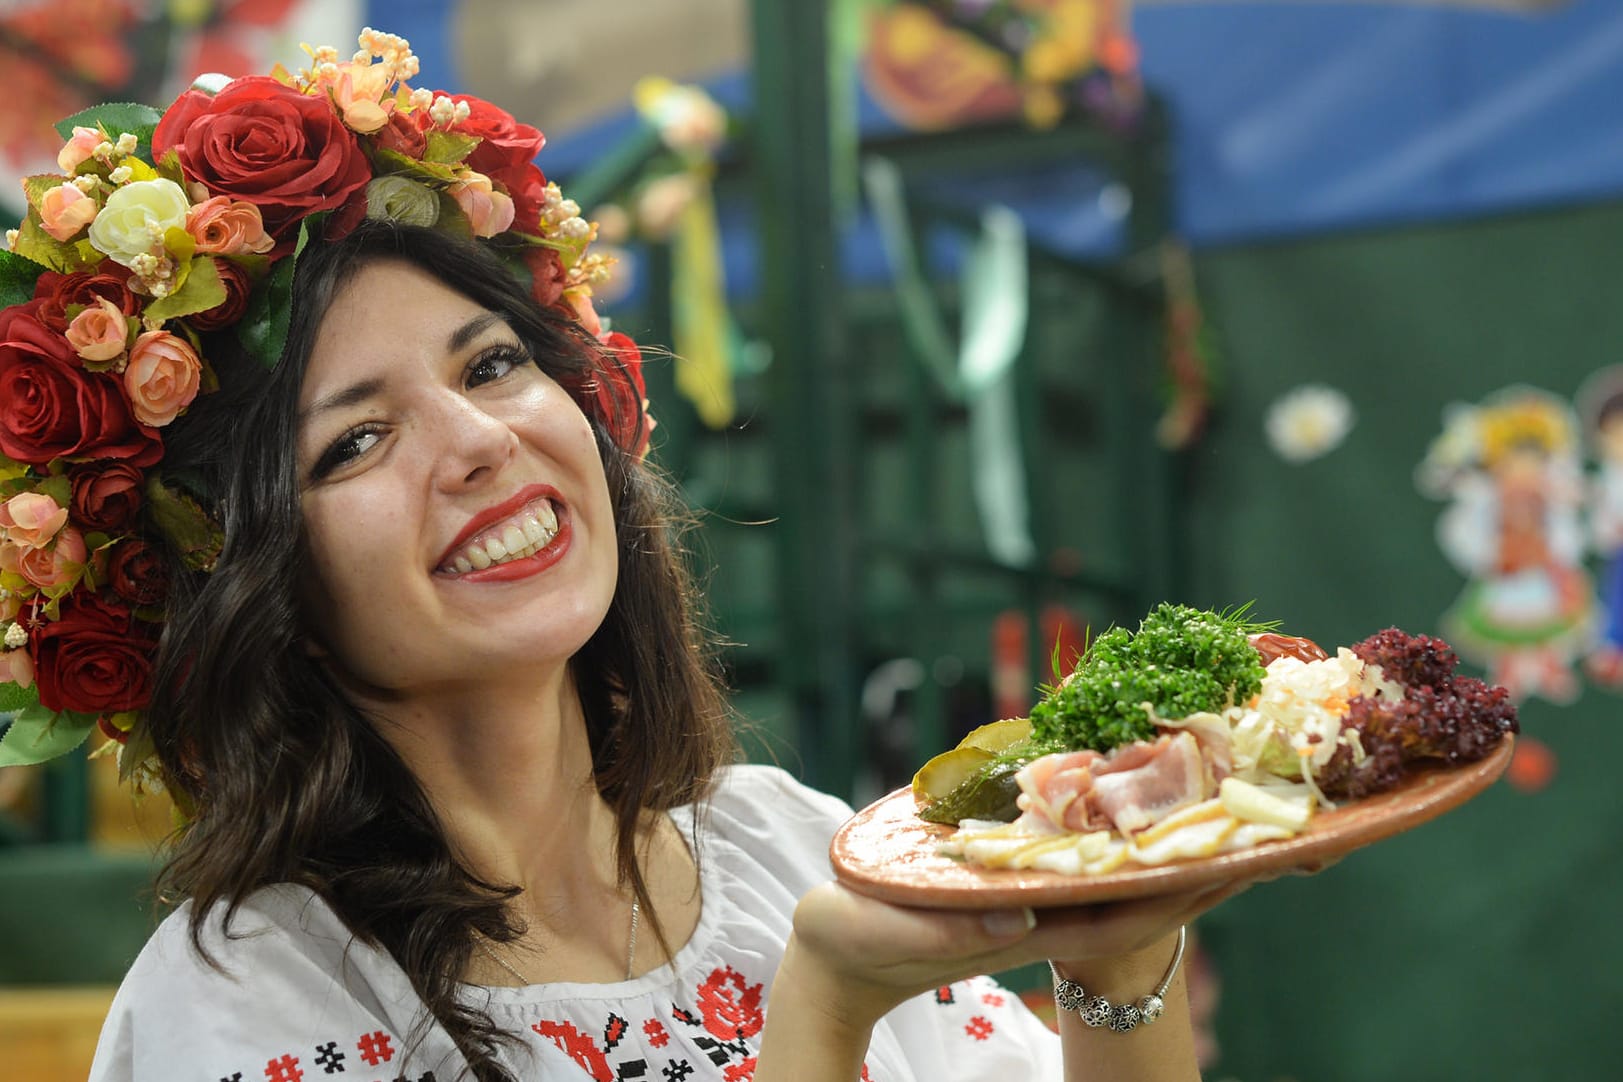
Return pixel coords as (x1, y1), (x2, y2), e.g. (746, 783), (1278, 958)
(6, 1), (1623, 1080)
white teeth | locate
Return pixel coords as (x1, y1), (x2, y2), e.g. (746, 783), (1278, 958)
(441, 498), (560, 574)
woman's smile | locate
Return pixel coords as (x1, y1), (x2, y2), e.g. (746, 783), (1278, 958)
(435, 486), (571, 580)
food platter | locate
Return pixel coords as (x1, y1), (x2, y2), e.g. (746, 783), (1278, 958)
(829, 737), (1513, 909)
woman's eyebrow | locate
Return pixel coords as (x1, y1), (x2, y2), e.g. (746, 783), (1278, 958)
(446, 311), (508, 353)
(299, 313), (510, 427)
(300, 377), (385, 426)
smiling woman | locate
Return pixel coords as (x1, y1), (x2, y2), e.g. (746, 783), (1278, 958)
(0, 29), (1241, 1082)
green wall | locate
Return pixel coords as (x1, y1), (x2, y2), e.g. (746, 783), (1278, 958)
(1184, 201), (1623, 1081)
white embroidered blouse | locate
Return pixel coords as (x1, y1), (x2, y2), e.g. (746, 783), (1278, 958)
(89, 764), (1062, 1081)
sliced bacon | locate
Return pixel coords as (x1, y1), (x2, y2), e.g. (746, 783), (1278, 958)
(1014, 749), (1103, 831)
(1158, 711), (1233, 786)
(1090, 732), (1209, 834)
(1015, 732), (1212, 837)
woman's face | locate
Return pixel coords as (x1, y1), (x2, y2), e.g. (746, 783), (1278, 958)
(293, 258), (618, 696)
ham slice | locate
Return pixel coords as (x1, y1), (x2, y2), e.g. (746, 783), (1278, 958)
(1015, 732), (1212, 837)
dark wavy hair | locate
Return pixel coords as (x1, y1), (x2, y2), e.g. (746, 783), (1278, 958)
(147, 221), (734, 1079)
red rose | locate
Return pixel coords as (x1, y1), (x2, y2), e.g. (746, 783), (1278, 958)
(0, 301), (161, 467)
(593, 332), (650, 458)
(443, 92), (545, 176)
(153, 76), (373, 244)
(438, 93), (546, 231)
(187, 258), (252, 331)
(28, 592), (158, 714)
(376, 108), (428, 159)
(32, 265), (139, 332)
(523, 247), (567, 309)
(108, 539), (168, 606)
(69, 461), (145, 532)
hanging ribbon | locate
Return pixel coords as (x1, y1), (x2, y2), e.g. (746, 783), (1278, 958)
(864, 156), (1035, 566)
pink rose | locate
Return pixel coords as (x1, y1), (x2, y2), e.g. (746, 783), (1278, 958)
(13, 526), (86, 590)
(38, 184), (99, 242)
(68, 461), (144, 532)
(64, 297), (129, 364)
(185, 197), (275, 256)
(447, 172), (515, 238)
(0, 492), (68, 549)
(57, 126), (102, 173)
(124, 331), (202, 427)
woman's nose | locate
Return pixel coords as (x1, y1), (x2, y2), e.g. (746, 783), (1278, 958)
(426, 392), (517, 489)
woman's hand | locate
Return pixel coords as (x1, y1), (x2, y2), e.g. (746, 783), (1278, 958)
(783, 878), (1246, 1029)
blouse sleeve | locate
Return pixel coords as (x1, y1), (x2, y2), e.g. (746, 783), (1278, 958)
(707, 765), (1065, 1080)
(88, 885), (465, 1082)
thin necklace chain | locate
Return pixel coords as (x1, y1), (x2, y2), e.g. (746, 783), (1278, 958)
(476, 899), (641, 985)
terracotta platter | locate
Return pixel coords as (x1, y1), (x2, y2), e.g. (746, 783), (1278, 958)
(830, 737), (1514, 909)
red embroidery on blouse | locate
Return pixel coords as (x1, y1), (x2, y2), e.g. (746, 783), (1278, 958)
(263, 1053), (303, 1082)
(980, 991), (1005, 1007)
(965, 1016), (995, 1041)
(722, 1056), (758, 1081)
(644, 1018), (671, 1048)
(357, 1029), (395, 1065)
(697, 965), (765, 1041)
(532, 1019), (615, 1082)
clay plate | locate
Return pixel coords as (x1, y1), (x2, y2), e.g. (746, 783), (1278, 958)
(830, 737), (1514, 909)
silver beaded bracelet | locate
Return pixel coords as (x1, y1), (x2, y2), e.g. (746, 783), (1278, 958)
(1050, 926), (1187, 1034)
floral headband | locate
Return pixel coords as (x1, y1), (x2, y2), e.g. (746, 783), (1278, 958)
(0, 28), (650, 785)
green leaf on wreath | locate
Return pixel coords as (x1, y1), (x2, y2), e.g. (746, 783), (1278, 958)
(0, 704), (98, 767)
(53, 103), (164, 164)
(0, 250), (46, 308)
(145, 475), (223, 572)
(33, 474), (71, 509)
(372, 146), (462, 184)
(0, 682), (40, 713)
(238, 251), (296, 370)
(13, 219), (85, 274)
(144, 256), (226, 324)
(21, 174), (73, 206)
(424, 131), (481, 166)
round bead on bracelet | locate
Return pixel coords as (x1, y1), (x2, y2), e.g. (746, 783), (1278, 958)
(1050, 925), (1187, 1034)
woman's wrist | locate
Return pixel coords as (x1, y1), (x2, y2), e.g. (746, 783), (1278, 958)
(1049, 928), (1185, 1002)
(755, 935), (881, 1082)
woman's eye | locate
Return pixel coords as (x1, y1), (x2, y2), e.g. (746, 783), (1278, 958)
(313, 425), (383, 479)
(466, 345), (529, 388)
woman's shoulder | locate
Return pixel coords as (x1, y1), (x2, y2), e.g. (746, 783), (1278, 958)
(705, 762), (857, 832)
(90, 884), (458, 1081)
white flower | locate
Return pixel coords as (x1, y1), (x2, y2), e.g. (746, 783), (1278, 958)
(3, 622), (26, 648)
(87, 178), (190, 270)
(1265, 383), (1355, 463)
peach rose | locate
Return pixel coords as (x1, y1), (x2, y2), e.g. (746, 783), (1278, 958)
(123, 331), (202, 427)
(57, 126), (102, 173)
(447, 172), (516, 238)
(330, 60), (396, 134)
(64, 296), (130, 364)
(185, 196), (275, 256)
(568, 291), (603, 338)
(38, 184), (100, 242)
(15, 527), (86, 590)
(2, 647), (33, 690)
(0, 492), (68, 550)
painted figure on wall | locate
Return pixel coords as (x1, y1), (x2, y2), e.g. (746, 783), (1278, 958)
(1577, 366), (1623, 686)
(1417, 386), (1593, 704)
